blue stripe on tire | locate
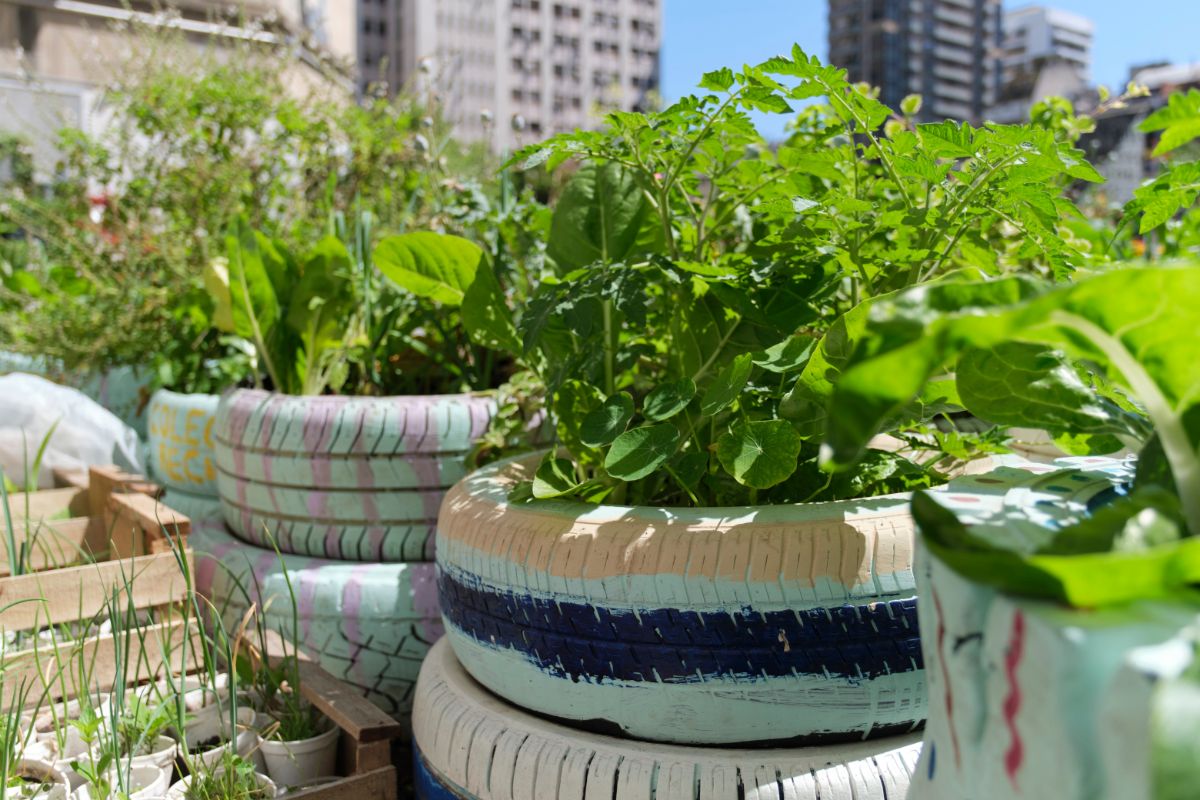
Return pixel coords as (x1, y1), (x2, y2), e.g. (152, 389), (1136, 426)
(414, 747), (468, 800)
(437, 567), (921, 683)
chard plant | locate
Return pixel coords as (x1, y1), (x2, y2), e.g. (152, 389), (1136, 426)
(821, 264), (1200, 608)
(488, 46), (1102, 506)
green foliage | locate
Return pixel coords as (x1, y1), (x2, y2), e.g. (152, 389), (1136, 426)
(823, 265), (1200, 606)
(493, 45), (1093, 506)
(0, 23), (526, 394)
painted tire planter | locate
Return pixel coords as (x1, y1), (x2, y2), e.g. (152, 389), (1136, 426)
(190, 516), (442, 723)
(414, 638), (922, 800)
(910, 456), (1200, 800)
(214, 388), (495, 562)
(159, 487), (224, 524)
(436, 452), (996, 746)
(148, 389), (220, 496)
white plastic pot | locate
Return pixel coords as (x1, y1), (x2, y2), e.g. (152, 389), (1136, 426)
(181, 707), (265, 773)
(3, 760), (70, 799)
(163, 769), (277, 799)
(258, 723), (338, 788)
(74, 765), (170, 800)
(128, 735), (179, 771)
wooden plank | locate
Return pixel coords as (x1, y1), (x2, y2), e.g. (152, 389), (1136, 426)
(51, 468), (89, 491)
(108, 493), (190, 558)
(341, 739), (391, 774)
(0, 517), (90, 576)
(281, 766), (397, 800)
(3, 487), (89, 521)
(1, 621), (198, 710)
(0, 551), (191, 630)
(296, 660), (403, 743)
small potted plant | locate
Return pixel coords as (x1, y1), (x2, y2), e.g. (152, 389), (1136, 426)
(823, 264), (1200, 798)
(164, 749), (276, 800)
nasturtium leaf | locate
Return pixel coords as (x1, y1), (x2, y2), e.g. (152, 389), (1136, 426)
(604, 424), (681, 482)
(643, 378), (697, 421)
(554, 380), (605, 465)
(580, 392), (634, 447)
(700, 353), (753, 416)
(462, 261), (521, 352)
(532, 454), (583, 499)
(374, 232), (483, 306)
(716, 419), (802, 490)
(668, 449), (708, 490)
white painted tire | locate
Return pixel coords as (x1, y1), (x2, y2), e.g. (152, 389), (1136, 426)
(190, 517), (442, 723)
(214, 388), (495, 562)
(436, 452), (999, 745)
(414, 638), (922, 800)
(148, 390), (220, 496)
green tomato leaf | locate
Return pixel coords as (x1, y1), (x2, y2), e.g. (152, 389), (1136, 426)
(643, 378), (696, 421)
(716, 419), (802, 490)
(700, 353), (753, 416)
(374, 232), (483, 306)
(580, 392), (634, 447)
(604, 424), (681, 482)
(699, 67), (735, 92)
(532, 454), (583, 499)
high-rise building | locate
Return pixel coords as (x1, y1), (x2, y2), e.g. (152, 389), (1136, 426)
(989, 6), (1092, 124)
(1001, 6), (1092, 85)
(827, 0), (1002, 124)
(357, 0), (661, 151)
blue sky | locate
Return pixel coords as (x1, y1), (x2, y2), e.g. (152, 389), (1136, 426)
(662, 0), (1200, 139)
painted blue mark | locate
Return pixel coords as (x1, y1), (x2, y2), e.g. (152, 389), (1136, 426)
(927, 741), (937, 780)
(414, 746), (472, 800)
(438, 568), (923, 684)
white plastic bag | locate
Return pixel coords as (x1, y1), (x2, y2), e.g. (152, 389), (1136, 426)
(0, 373), (145, 489)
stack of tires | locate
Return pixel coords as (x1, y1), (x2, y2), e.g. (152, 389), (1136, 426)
(174, 387), (494, 724)
(414, 451), (958, 800)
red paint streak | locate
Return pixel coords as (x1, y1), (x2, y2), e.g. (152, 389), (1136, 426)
(932, 587), (961, 770)
(1003, 610), (1026, 789)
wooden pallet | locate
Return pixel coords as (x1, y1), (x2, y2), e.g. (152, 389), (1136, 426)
(0, 465), (194, 707)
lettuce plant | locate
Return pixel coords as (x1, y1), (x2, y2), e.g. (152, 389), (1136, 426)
(490, 46), (1103, 507)
(822, 265), (1200, 607)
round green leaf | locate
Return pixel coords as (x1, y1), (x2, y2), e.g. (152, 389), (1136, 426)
(643, 378), (697, 421)
(532, 454), (583, 499)
(716, 419), (802, 490)
(604, 424), (681, 482)
(700, 354), (753, 416)
(580, 392), (634, 447)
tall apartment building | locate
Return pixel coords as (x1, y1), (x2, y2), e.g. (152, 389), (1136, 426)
(1, 0), (354, 180)
(827, 0), (1002, 124)
(356, 0), (661, 150)
(1001, 6), (1092, 85)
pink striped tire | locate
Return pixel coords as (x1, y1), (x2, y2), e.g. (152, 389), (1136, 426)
(214, 388), (495, 562)
(190, 516), (442, 723)
(436, 452), (999, 746)
(910, 456), (1198, 800)
(414, 638), (923, 800)
(148, 390), (220, 496)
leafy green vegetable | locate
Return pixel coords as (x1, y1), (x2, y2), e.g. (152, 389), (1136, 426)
(604, 424), (682, 482)
(825, 264), (1200, 606)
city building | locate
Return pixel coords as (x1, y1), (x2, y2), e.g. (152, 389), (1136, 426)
(0, 0), (354, 180)
(1083, 61), (1200, 204)
(357, 0), (661, 151)
(1001, 6), (1092, 86)
(827, 0), (1002, 124)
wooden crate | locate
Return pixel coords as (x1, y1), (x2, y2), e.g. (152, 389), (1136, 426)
(0, 465), (194, 707)
(283, 659), (403, 799)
